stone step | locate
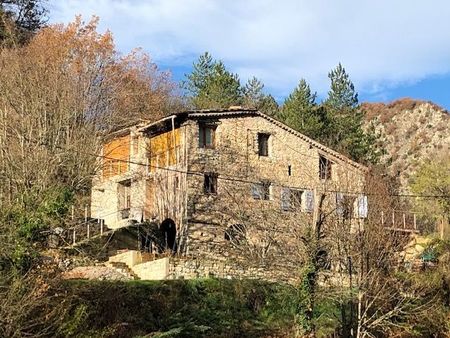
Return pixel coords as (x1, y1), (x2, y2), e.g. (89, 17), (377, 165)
(107, 261), (140, 280)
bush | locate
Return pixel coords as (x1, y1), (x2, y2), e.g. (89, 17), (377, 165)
(0, 185), (74, 270)
(61, 279), (302, 338)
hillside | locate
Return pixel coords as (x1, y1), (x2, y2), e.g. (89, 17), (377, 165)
(362, 98), (450, 192)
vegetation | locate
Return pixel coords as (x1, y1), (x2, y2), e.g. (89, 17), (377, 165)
(242, 77), (279, 116)
(58, 279), (300, 338)
(0, 16), (178, 337)
(183, 52), (242, 109)
(322, 64), (381, 163)
(410, 153), (450, 219)
(184, 53), (278, 115)
(0, 16), (177, 267)
(0, 0), (47, 45)
(277, 79), (323, 140)
(2, 274), (448, 337)
(277, 64), (381, 163)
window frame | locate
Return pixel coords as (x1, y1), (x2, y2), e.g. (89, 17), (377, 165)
(199, 124), (216, 149)
(319, 155), (332, 180)
(203, 172), (218, 194)
(291, 189), (304, 210)
(281, 188), (304, 211)
(252, 180), (271, 200)
(257, 133), (270, 157)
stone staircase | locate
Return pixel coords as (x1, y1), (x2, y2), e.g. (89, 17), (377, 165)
(107, 261), (140, 280)
(106, 250), (171, 280)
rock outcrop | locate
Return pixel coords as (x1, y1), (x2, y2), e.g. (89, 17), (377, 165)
(363, 98), (449, 192)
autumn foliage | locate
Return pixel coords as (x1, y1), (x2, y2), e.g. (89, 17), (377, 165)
(0, 16), (178, 269)
(0, 16), (179, 336)
(0, 16), (176, 196)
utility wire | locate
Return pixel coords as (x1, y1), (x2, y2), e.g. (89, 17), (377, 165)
(22, 136), (450, 200)
(75, 144), (450, 199)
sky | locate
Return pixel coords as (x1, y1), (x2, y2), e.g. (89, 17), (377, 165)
(49, 0), (450, 110)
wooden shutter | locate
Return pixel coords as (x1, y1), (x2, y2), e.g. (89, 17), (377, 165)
(304, 190), (314, 212)
(251, 183), (263, 199)
(335, 192), (344, 216)
(357, 195), (368, 218)
(281, 188), (291, 211)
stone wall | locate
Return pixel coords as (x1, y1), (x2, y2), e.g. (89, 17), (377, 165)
(167, 257), (298, 284)
(132, 257), (170, 280)
(108, 249), (142, 267)
(105, 250), (298, 284)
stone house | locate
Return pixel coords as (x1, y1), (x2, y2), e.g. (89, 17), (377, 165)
(91, 107), (368, 262)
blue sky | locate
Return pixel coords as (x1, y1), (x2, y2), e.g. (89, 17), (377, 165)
(49, 1), (450, 110)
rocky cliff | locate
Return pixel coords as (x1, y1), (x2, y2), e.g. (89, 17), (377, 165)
(362, 98), (450, 192)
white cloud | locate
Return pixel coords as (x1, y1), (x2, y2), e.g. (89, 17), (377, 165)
(49, 0), (450, 99)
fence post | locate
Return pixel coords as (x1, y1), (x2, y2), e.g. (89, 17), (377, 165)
(413, 213), (417, 230)
(100, 219), (104, 235)
(403, 213), (406, 229)
(71, 205), (74, 221)
(381, 211), (384, 226)
(392, 210), (395, 228)
(85, 205), (89, 239)
(73, 229), (76, 245)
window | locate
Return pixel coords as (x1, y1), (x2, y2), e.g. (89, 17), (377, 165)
(281, 188), (303, 211)
(199, 124), (216, 148)
(118, 180), (131, 219)
(336, 193), (354, 220)
(291, 189), (303, 209)
(251, 181), (271, 200)
(203, 172), (218, 194)
(258, 133), (270, 156)
(319, 155), (332, 180)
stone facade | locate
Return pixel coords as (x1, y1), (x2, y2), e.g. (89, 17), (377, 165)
(91, 108), (367, 275)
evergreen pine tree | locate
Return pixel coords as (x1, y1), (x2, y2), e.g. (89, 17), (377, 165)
(243, 76), (265, 108)
(184, 52), (214, 96)
(184, 52), (242, 109)
(325, 63), (358, 112)
(242, 77), (279, 116)
(259, 94), (279, 116)
(324, 63), (380, 163)
(278, 79), (325, 139)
